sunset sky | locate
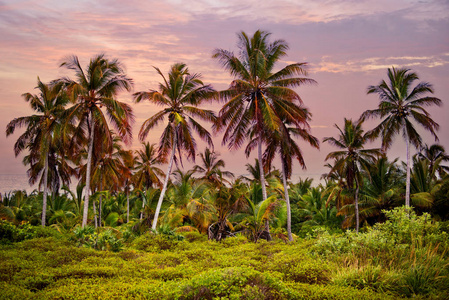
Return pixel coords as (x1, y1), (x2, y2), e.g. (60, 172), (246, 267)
(1, 0), (448, 185)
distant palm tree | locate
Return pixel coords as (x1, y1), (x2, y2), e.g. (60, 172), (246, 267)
(6, 78), (69, 226)
(323, 118), (381, 232)
(418, 144), (449, 180)
(57, 54), (134, 227)
(361, 67), (442, 207)
(193, 148), (234, 186)
(263, 116), (319, 241)
(134, 142), (166, 191)
(213, 30), (316, 206)
(133, 63), (216, 230)
(359, 156), (402, 224)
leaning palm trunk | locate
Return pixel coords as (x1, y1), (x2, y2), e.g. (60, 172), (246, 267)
(355, 176), (360, 233)
(151, 130), (177, 230)
(281, 159), (293, 241)
(82, 111), (95, 227)
(41, 154), (49, 227)
(405, 132), (411, 207)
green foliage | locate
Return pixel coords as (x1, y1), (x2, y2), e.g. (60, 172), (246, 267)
(180, 266), (292, 299)
(72, 226), (123, 252)
(313, 206), (449, 297)
(0, 221), (62, 244)
(131, 231), (182, 252)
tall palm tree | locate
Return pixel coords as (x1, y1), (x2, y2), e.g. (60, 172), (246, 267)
(212, 30), (316, 205)
(133, 63), (216, 230)
(361, 67), (442, 207)
(57, 54), (134, 227)
(6, 78), (69, 226)
(323, 118), (381, 232)
(263, 115), (319, 241)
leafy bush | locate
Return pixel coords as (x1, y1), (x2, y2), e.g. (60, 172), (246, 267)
(180, 267), (292, 299)
(131, 232), (182, 252)
(0, 221), (62, 244)
(313, 206), (449, 297)
(72, 226), (123, 252)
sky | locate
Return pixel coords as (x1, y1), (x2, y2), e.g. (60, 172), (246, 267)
(0, 0), (448, 186)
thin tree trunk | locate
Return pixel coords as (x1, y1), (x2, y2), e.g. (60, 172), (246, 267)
(93, 196), (98, 228)
(126, 183), (130, 223)
(151, 129), (177, 230)
(140, 193), (144, 220)
(258, 135), (267, 201)
(41, 154), (49, 227)
(99, 180), (103, 227)
(82, 111), (95, 227)
(258, 135), (271, 241)
(355, 175), (360, 233)
(405, 132), (411, 207)
(281, 159), (293, 241)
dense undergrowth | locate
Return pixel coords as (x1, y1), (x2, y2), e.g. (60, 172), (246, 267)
(1, 207), (448, 299)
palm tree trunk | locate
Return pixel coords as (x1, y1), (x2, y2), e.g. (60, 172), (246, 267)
(405, 132), (411, 207)
(140, 194), (144, 220)
(99, 180), (103, 227)
(258, 135), (271, 240)
(82, 111), (95, 227)
(258, 135), (267, 201)
(126, 184), (130, 223)
(41, 154), (49, 227)
(281, 159), (293, 241)
(151, 129), (177, 230)
(355, 175), (360, 233)
(93, 196), (98, 228)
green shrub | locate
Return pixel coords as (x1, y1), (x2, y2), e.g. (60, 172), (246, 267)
(0, 221), (61, 244)
(180, 267), (293, 299)
(131, 232), (182, 252)
(72, 226), (123, 252)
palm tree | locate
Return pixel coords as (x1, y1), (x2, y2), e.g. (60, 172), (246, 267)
(323, 118), (381, 232)
(57, 54), (134, 227)
(361, 67), (442, 207)
(418, 144), (449, 180)
(359, 156), (402, 224)
(263, 116), (319, 241)
(193, 148), (234, 186)
(133, 63), (216, 230)
(134, 142), (166, 191)
(213, 30), (316, 206)
(6, 78), (69, 226)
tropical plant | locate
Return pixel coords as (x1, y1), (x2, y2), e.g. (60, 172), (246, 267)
(263, 116), (319, 241)
(234, 195), (284, 243)
(296, 186), (341, 228)
(417, 143), (449, 180)
(193, 148), (234, 186)
(212, 30), (316, 208)
(133, 63), (216, 230)
(361, 67), (442, 207)
(359, 156), (402, 225)
(57, 54), (134, 227)
(6, 78), (70, 226)
(133, 142), (166, 191)
(323, 118), (381, 232)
